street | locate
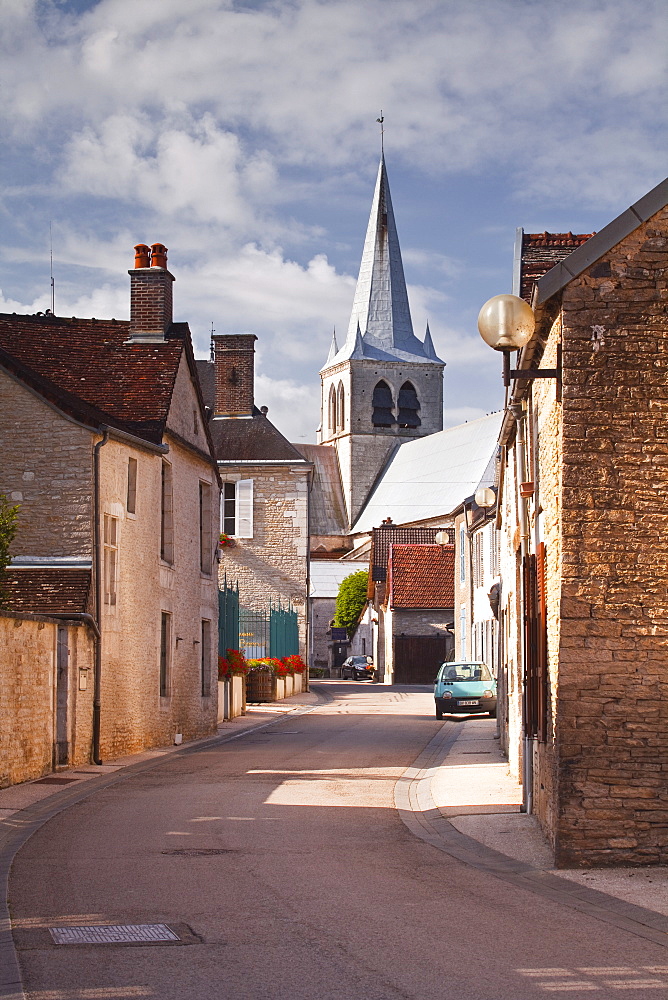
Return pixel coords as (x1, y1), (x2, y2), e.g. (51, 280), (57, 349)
(8, 683), (668, 1000)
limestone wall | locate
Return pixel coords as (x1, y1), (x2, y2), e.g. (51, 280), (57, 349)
(98, 434), (219, 759)
(554, 207), (668, 866)
(218, 464), (309, 659)
(0, 372), (93, 558)
(0, 614), (94, 786)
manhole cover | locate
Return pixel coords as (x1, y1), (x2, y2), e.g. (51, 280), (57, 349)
(50, 924), (179, 945)
(162, 848), (235, 857)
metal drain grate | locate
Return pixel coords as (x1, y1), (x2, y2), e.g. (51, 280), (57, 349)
(34, 777), (80, 784)
(162, 848), (235, 857)
(50, 924), (180, 945)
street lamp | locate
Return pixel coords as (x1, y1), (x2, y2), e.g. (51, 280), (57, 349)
(478, 293), (558, 388)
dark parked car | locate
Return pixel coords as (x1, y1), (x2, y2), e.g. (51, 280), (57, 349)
(341, 656), (375, 680)
(434, 661), (497, 719)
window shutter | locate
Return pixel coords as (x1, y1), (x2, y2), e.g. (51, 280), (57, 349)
(235, 479), (253, 538)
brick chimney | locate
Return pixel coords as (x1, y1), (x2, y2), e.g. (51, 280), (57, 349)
(213, 334), (257, 417)
(127, 242), (174, 342)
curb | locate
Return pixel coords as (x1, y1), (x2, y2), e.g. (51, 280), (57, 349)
(395, 722), (668, 948)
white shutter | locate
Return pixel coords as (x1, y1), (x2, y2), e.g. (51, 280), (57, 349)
(235, 479), (253, 538)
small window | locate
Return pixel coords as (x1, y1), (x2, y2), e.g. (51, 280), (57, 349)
(459, 524), (466, 583)
(199, 481), (213, 574)
(201, 619), (211, 697)
(372, 380), (395, 427)
(103, 514), (118, 606)
(161, 461), (174, 563)
(126, 458), (137, 514)
(397, 381), (421, 428)
(220, 479), (253, 539)
(337, 382), (345, 432)
(160, 611), (171, 697)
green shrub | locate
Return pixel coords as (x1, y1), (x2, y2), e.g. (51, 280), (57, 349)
(334, 570), (369, 637)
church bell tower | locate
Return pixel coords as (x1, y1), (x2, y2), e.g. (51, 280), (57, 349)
(318, 156), (445, 527)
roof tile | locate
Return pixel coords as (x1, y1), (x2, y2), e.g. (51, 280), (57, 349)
(388, 544), (454, 608)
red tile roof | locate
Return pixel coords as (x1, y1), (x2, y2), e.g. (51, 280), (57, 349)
(0, 314), (191, 444)
(520, 232), (594, 302)
(388, 543), (454, 609)
(370, 525), (455, 586)
(4, 568), (92, 616)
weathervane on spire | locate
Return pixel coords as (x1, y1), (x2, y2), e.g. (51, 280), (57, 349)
(376, 111), (384, 155)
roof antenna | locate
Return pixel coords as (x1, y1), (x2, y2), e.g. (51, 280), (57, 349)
(49, 221), (55, 315)
(210, 322), (215, 362)
(376, 111), (384, 155)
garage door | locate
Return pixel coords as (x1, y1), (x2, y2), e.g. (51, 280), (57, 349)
(393, 635), (451, 685)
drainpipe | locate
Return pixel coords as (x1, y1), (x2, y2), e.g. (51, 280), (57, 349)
(510, 402), (533, 815)
(92, 428), (109, 765)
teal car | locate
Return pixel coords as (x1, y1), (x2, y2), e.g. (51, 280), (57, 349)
(434, 661), (497, 720)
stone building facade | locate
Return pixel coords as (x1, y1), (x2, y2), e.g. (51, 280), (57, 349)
(497, 179), (668, 866)
(0, 612), (94, 786)
(0, 244), (220, 779)
(198, 335), (311, 659)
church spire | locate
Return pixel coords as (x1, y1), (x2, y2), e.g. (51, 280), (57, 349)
(322, 155), (441, 371)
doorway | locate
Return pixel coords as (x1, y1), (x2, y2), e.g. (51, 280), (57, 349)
(55, 626), (69, 766)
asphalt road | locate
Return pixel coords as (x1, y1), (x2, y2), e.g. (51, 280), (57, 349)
(9, 684), (668, 999)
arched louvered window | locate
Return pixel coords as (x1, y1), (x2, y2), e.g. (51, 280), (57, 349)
(328, 384), (337, 432)
(372, 380), (395, 427)
(397, 381), (421, 428)
(337, 382), (345, 432)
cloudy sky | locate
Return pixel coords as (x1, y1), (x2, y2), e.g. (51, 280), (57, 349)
(1, 0), (666, 441)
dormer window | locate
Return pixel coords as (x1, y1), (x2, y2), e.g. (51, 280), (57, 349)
(372, 380), (395, 427)
(397, 381), (421, 427)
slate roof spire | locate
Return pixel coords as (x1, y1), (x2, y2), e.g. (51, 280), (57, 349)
(322, 156), (443, 369)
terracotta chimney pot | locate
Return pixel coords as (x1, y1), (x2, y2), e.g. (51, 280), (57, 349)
(134, 244), (150, 268)
(151, 243), (168, 268)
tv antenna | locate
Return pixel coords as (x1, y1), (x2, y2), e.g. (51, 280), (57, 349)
(49, 222), (55, 315)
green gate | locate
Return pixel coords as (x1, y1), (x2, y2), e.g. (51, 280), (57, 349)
(218, 577), (239, 655)
(269, 599), (299, 658)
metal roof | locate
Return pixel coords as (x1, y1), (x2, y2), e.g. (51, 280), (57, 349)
(533, 175), (668, 306)
(322, 156), (443, 370)
(310, 560), (368, 598)
(351, 411), (503, 533)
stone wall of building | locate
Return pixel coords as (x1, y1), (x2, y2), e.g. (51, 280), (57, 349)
(553, 206), (668, 866)
(529, 315), (564, 849)
(0, 373), (93, 558)
(0, 614), (94, 786)
(218, 464), (309, 659)
(98, 434), (219, 759)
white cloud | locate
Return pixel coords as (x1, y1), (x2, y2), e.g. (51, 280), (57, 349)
(1, 0), (664, 206)
(254, 372), (321, 443)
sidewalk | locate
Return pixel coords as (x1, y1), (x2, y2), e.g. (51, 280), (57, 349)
(428, 714), (668, 919)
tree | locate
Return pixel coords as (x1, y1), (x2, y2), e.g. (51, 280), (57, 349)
(0, 494), (19, 606)
(334, 570), (369, 636)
